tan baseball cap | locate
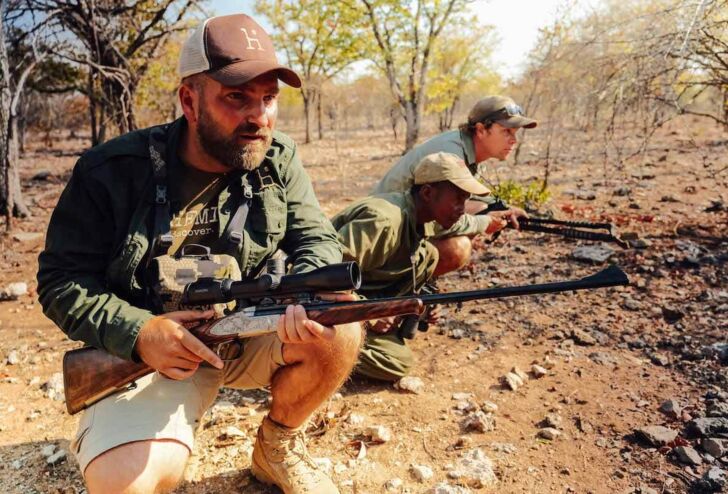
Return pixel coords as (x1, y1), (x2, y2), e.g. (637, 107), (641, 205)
(414, 153), (490, 195)
(468, 95), (537, 129)
(178, 14), (301, 88)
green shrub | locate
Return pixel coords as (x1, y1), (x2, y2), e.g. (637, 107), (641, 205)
(488, 179), (551, 210)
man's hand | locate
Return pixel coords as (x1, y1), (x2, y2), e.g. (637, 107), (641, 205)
(426, 306), (441, 325)
(135, 309), (223, 380)
(368, 316), (399, 334)
(487, 207), (529, 231)
(277, 292), (358, 344)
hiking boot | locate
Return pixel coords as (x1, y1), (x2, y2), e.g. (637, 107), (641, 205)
(251, 416), (339, 494)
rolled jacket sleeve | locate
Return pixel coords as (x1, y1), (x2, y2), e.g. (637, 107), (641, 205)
(280, 147), (343, 274)
(37, 161), (153, 361)
(431, 213), (492, 239)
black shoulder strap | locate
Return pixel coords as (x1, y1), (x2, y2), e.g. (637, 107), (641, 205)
(148, 126), (173, 257)
(222, 177), (253, 248)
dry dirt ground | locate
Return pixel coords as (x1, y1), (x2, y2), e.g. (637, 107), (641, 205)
(0, 116), (726, 494)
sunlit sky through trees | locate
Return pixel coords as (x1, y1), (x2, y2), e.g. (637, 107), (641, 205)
(210, 0), (602, 80)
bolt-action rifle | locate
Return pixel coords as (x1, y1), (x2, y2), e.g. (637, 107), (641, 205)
(480, 199), (628, 247)
(62, 261), (629, 415)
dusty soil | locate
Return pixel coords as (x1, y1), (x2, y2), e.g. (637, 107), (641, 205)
(0, 116), (725, 494)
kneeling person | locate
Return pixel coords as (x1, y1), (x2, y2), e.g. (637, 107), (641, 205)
(332, 152), (488, 381)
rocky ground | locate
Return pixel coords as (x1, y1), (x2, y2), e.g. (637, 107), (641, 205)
(0, 115), (725, 493)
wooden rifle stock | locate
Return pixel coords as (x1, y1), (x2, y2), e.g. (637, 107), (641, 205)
(62, 298), (423, 415)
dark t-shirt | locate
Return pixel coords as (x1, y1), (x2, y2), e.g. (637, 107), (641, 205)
(168, 162), (229, 255)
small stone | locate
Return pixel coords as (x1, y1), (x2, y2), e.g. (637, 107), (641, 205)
(659, 399), (683, 419)
(511, 366), (528, 381)
(688, 417), (728, 437)
(481, 401), (498, 413)
(539, 414), (562, 429)
(411, 464), (434, 481)
(696, 467), (727, 492)
(537, 428), (561, 440)
(450, 329), (467, 339)
(623, 298), (642, 311)
(661, 305), (685, 323)
(636, 425), (678, 446)
(446, 448), (497, 488)
(395, 376), (425, 394)
(531, 365), (548, 378)
(452, 392), (473, 401)
(649, 353), (670, 366)
(572, 329), (596, 346)
(6, 350), (20, 365)
(542, 356), (555, 369)
(491, 442), (517, 454)
(366, 425), (392, 443)
(674, 446), (702, 466)
(222, 426), (246, 438)
(347, 413), (365, 426)
(0, 282), (28, 300)
(41, 444), (57, 457)
(613, 186), (631, 196)
(702, 438), (728, 458)
(384, 478), (403, 491)
(12, 459), (22, 470)
(571, 245), (615, 263)
(501, 372), (522, 391)
(706, 402), (728, 417)
(426, 483), (471, 494)
(461, 411), (496, 433)
(456, 400), (478, 413)
(47, 450), (67, 465)
(41, 372), (64, 401)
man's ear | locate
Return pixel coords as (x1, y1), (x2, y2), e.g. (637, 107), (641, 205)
(418, 183), (435, 204)
(179, 83), (199, 124)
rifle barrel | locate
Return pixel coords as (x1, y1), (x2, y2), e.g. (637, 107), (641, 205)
(418, 265), (629, 306)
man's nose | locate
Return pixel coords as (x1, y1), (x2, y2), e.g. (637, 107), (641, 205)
(246, 99), (269, 127)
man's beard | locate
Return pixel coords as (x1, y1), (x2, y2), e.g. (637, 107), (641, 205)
(196, 107), (272, 171)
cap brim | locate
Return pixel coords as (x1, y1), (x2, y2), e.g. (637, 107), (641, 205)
(498, 115), (538, 129)
(208, 60), (302, 88)
(449, 177), (490, 196)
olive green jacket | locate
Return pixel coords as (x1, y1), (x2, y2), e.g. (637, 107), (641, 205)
(37, 118), (342, 361)
(331, 192), (437, 298)
(371, 129), (492, 237)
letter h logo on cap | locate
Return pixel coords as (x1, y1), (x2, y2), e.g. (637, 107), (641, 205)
(240, 27), (264, 51)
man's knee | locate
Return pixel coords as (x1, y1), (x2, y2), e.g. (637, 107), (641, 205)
(85, 439), (189, 494)
(284, 322), (362, 371)
(356, 334), (414, 382)
(433, 235), (472, 276)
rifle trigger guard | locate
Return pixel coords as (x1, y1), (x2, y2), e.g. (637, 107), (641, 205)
(216, 340), (243, 362)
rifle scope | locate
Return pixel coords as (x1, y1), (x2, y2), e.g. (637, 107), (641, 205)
(182, 261), (361, 306)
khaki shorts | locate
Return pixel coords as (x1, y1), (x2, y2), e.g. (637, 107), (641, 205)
(70, 333), (285, 474)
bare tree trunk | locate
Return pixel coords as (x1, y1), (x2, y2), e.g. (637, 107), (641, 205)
(316, 89), (324, 140)
(404, 101), (419, 151)
(389, 106), (398, 142)
(301, 89), (311, 144)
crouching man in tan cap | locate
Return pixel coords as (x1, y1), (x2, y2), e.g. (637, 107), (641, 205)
(38, 13), (360, 494)
(373, 96), (538, 277)
(332, 152), (490, 380)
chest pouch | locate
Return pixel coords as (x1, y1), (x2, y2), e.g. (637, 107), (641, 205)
(148, 244), (242, 315)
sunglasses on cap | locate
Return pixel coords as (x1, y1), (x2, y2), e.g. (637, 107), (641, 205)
(481, 103), (524, 123)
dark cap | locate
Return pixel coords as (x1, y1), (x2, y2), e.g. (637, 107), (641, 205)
(178, 14), (301, 88)
(468, 96), (537, 129)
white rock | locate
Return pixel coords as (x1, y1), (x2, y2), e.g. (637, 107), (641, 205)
(537, 428), (562, 440)
(12, 459), (22, 470)
(3, 282), (28, 300)
(426, 482), (472, 494)
(384, 478), (403, 491)
(340, 479), (354, 487)
(347, 413), (365, 426)
(334, 462), (348, 474)
(223, 426), (246, 438)
(366, 425), (392, 443)
(447, 448), (497, 488)
(531, 365), (548, 378)
(542, 356), (556, 369)
(411, 464), (434, 481)
(41, 444), (56, 457)
(481, 401), (498, 413)
(511, 366), (528, 381)
(461, 411), (496, 432)
(452, 392), (473, 401)
(42, 372), (64, 401)
(395, 376), (425, 394)
(6, 350), (20, 365)
(501, 372), (523, 391)
(47, 450), (67, 465)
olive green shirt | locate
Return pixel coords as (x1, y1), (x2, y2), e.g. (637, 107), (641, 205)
(372, 129), (492, 237)
(38, 118), (342, 361)
(332, 192), (437, 298)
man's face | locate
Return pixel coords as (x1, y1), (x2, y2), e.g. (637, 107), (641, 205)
(422, 182), (471, 229)
(193, 73), (279, 171)
(473, 123), (518, 162)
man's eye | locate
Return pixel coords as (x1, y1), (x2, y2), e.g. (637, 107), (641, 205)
(228, 92), (244, 100)
(264, 95), (276, 104)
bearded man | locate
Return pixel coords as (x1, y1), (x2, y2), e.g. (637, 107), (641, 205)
(37, 13), (360, 494)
